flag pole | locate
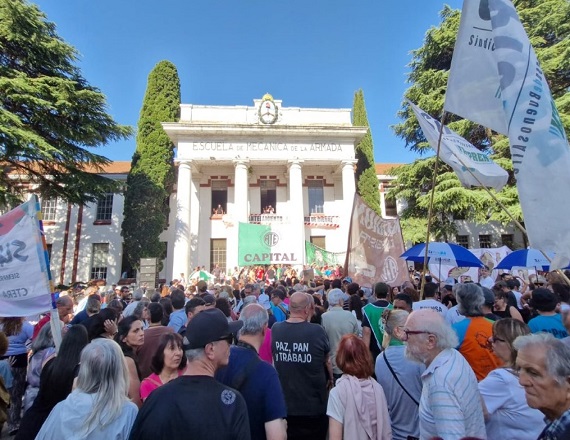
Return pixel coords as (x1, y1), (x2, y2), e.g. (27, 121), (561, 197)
(420, 111), (447, 300)
(34, 195), (62, 350)
(343, 192), (358, 280)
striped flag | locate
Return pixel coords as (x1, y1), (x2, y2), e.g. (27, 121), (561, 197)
(444, 0), (570, 269)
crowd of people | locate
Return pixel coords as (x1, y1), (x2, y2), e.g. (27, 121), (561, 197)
(1, 265), (570, 439)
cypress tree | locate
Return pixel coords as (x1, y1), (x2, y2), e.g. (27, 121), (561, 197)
(121, 60), (181, 269)
(352, 89), (381, 216)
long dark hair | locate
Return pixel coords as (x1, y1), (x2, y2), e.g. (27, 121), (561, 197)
(88, 308), (118, 341)
(114, 316), (141, 354)
(51, 325), (89, 381)
(0, 317), (23, 336)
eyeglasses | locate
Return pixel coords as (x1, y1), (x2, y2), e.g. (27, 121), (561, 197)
(400, 328), (432, 341)
(488, 336), (506, 344)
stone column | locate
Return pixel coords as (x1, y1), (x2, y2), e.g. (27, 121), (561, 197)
(341, 160), (357, 212)
(173, 160), (191, 280)
(233, 159), (250, 222)
(288, 160), (305, 265)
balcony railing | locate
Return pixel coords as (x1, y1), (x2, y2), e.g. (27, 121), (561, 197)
(304, 214), (340, 229)
(249, 214), (289, 224)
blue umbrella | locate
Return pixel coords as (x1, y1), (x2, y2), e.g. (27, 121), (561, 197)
(496, 249), (553, 271)
(400, 242), (484, 268)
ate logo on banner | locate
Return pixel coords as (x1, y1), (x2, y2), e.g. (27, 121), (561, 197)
(0, 240), (29, 267)
(263, 232), (279, 247)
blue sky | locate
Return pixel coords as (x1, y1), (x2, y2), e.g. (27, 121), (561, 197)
(34, 0), (462, 164)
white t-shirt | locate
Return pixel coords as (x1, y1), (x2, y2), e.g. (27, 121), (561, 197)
(478, 368), (545, 440)
(479, 276), (495, 289)
(445, 305), (465, 325)
(413, 299), (448, 318)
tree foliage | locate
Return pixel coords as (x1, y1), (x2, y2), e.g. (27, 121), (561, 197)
(0, 0), (132, 207)
(121, 60), (180, 269)
(352, 89), (381, 215)
(390, 0), (570, 244)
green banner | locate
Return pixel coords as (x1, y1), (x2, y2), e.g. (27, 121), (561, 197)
(305, 241), (338, 266)
(238, 223), (303, 266)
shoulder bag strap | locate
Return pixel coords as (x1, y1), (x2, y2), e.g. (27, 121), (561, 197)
(382, 351), (419, 406)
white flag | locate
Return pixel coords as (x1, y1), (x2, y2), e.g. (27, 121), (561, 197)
(408, 100), (508, 192)
(445, 0), (570, 269)
(444, 0), (507, 134)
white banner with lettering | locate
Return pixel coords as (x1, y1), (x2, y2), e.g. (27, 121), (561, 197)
(0, 198), (52, 317)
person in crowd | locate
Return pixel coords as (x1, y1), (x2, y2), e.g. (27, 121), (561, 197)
(107, 298), (124, 317)
(270, 288), (289, 322)
(216, 304), (287, 440)
(23, 322), (59, 411)
(132, 299), (150, 329)
(119, 286), (132, 310)
(392, 293), (413, 314)
(514, 333), (570, 439)
(115, 316), (144, 408)
(140, 333), (187, 402)
(35, 338), (138, 439)
(0, 317), (33, 435)
(70, 294), (101, 325)
(178, 297), (207, 337)
(403, 309), (486, 439)
(167, 289), (187, 332)
(123, 289), (144, 317)
(159, 297), (173, 326)
(478, 318), (545, 439)
(452, 282), (501, 381)
(321, 288), (359, 382)
(128, 308), (250, 440)
(362, 282), (393, 362)
(216, 297), (234, 322)
(137, 303), (174, 378)
(375, 309), (424, 440)
(493, 288), (524, 321)
(0, 332), (12, 435)
(412, 282), (447, 319)
(528, 288), (569, 339)
(16, 325), (89, 440)
(348, 294), (364, 336)
(327, 334), (391, 440)
(32, 295), (73, 339)
(87, 307), (119, 341)
(272, 292), (332, 440)
(478, 265), (495, 289)
(481, 287), (501, 321)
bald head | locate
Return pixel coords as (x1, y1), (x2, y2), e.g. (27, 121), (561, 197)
(56, 295), (74, 323)
(405, 309), (458, 350)
(290, 292), (310, 313)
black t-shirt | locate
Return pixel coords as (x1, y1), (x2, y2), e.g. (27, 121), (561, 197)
(271, 321), (330, 416)
(128, 375), (251, 440)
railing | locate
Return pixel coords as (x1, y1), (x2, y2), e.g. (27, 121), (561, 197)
(304, 215), (340, 229)
(249, 214), (289, 224)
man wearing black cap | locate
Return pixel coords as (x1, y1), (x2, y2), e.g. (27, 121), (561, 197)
(129, 308), (251, 440)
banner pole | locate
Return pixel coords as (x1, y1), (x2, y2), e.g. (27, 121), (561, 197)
(343, 192), (358, 279)
(421, 111), (447, 300)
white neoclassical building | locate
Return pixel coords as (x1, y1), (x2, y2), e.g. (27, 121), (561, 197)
(160, 94), (367, 279)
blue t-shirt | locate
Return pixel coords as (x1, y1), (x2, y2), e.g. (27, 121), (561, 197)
(1, 321), (33, 356)
(270, 303), (288, 323)
(167, 309), (187, 332)
(528, 314), (568, 339)
(216, 344), (286, 440)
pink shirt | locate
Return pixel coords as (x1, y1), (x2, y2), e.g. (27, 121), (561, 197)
(259, 328), (273, 364)
(140, 370), (184, 402)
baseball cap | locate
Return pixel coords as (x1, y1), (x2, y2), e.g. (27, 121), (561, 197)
(481, 287), (495, 306)
(202, 293), (216, 306)
(342, 277), (352, 284)
(183, 308), (243, 349)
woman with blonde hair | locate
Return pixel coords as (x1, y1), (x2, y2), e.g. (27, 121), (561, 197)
(478, 318), (545, 439)
(36, 338), (138, 439)
(327, 334), (391, 440)
(375, 309), (424, 440)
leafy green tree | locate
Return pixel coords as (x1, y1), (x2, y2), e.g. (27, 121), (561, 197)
(390, 1), (570, 244)
(352, 89), (381, 215)
(121, 61), (180, 269)
(0, 0), (132, 207)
